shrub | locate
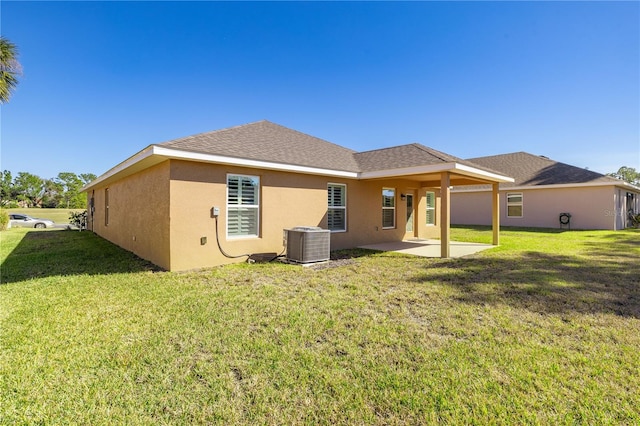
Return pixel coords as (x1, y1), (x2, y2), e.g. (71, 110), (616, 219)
(4, 201), (19, 208)
(69, 210), (87, 230)
(0, 208), (9, 230)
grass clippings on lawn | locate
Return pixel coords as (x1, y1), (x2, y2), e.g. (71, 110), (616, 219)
(1, 227), (639, 425)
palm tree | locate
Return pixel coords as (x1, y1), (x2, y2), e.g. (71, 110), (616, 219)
(0, 36), (22, 103)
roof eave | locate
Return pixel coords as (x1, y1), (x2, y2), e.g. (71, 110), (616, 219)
(358, 162), (514, 183)
(81, 145), (158, 192)
(453, 163), (515, 183)
(152, 146), (359, 178)
(617, 180), (640, 192)
(82, 145), (359, 192)
(82, 148), (516, 193)
(451, 180), (640, 193)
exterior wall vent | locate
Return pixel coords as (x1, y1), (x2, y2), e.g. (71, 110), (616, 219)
(284, 227), (330, 263)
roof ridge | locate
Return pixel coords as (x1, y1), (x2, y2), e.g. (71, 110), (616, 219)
(466, 151), (630, 187)
(355, 143), (417, 155)
(508, 152), (609, 178)
(159, 119), (357, 154)
(412, 143), (459, 162)
(468, 151), (528, 161)
(263, 121), (358, 154)
(545, 157), (619, 181)
(355, 142), (454, 158)
(158, 120), (271, 145)
(157, 120), (362, 172)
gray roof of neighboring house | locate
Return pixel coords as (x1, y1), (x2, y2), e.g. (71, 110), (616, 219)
(160, 120), (361, 172)
(465, 151), (623, 188)
(159, 120), (504, 176)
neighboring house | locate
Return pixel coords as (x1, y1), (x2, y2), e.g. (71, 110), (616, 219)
(82, 120), (512, 271)
(451, 152), (640, 230)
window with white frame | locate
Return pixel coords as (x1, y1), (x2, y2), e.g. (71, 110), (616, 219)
(382, 188), (395, 229)
(327, 183), (346, 232)
(507, 193), (523, 217)
(426, 191), (436, 225)
(227, 174), (260, 237)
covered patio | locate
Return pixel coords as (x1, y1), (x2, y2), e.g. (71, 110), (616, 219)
(356, 144), (515, 257)
(359, 239), (494, 258)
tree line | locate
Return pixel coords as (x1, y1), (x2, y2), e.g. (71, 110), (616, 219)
(607, 166), (640, 187)
(0, 171), (96, 209)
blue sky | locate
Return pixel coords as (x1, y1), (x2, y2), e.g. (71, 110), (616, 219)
(1, 1), (638, 179)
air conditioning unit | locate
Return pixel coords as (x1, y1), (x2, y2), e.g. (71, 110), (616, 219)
(284, 227), (330, 263)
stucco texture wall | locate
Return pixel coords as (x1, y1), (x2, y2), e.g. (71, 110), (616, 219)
(88, 161), (171, 269)
(330, 181), (441, 250)
(168, 161), (441, 270)
(88, 159), (446, 271)
(451, 186), (617, 230)
(168, 161), (330, 270)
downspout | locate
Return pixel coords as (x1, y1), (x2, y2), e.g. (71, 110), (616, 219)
(90, 190), (95, 231)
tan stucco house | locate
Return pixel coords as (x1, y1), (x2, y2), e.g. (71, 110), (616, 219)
(451, 152), (640, 230)
(82, 120), (513, 271)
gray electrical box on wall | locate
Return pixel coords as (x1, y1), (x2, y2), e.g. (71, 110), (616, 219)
(211, 206), (220, 218)
(284, 227), (330, 263)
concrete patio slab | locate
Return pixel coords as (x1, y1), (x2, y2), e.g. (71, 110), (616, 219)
(358, 239), (494, 258)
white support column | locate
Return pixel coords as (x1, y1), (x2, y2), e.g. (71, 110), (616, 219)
(492, 183), (500, 245)
(440, 172), (450, 258)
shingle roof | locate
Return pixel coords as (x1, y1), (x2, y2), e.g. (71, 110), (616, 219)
(159, 121), (505, 177)
(354, 143), (504, 175)
(354, 144), (459, 172)
(84, 120), (516, 191)
(160, 120), (360, 172)
(466, 152), (621, 187)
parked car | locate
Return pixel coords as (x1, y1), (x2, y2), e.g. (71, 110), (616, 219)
(9, 214), (55, 229)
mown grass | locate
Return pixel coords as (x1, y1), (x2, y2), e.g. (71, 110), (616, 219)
(1, 227), (639, 424)
(7, 208), (83, 224)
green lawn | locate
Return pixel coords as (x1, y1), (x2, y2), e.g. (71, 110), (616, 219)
(6, 208), (83, 224)
(1, 227), (639, 424)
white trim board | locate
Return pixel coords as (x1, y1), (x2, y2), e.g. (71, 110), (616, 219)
(83, 145), (515, 192)
(451, 181), (640, 193)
